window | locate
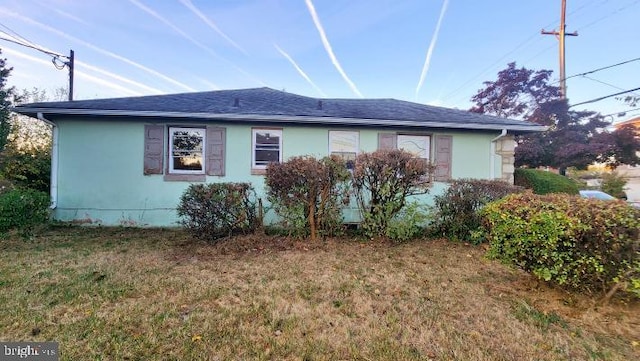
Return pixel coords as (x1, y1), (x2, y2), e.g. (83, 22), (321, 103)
(252, 128), (282, 170)
(169, 127), (205, 174)
(329, 131), (359, 168)
(397, 134), (430, 160)
(144, 125), (225, 179)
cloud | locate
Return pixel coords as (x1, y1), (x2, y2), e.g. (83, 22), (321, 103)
(415, 0), (450, 98)
(177, 0), (246, 54)
(274, 44), (326, 97)
(0, 7), (196, 92)
(304, 0), (362, 98)
(3, 47), (143, 97)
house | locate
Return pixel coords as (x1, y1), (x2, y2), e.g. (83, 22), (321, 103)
(14, 87), (544, 227)
(613, 116), (640, 202)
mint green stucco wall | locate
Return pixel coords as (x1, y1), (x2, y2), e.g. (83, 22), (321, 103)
(53, 118), (501, 226)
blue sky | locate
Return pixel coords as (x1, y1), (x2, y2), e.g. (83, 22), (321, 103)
(0, 0), (638, 121)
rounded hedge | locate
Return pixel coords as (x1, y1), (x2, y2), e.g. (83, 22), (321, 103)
(514, 168), (579, 195)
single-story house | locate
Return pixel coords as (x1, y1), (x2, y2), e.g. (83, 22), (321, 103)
(14, 87), (544, 226)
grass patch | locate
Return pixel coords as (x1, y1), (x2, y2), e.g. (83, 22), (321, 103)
(0, 227), (638, 360)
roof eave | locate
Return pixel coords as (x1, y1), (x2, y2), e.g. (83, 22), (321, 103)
(13, 107), (547, 133)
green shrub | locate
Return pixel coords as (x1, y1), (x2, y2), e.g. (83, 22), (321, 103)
(177, 183), (258, 241)
(600, 171), (627, 199)
(514, 168), (579, 195)
(430, 179), (524, 243)
(0, 188), (50, 233)
(266, 156), (350, 240)
(352, 149), (434, 239)
(482, 193), (640, 299)
(385, 202), (430, 242)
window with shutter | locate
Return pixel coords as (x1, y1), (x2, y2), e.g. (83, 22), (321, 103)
(144, 125), (226, 180)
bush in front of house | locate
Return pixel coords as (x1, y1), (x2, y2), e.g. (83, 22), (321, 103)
(177, 183), (258, 241)
(514, 168), (579, 195)
(481, 192), (640, 299)
(266, 156), (350, 240)
(430, 179), (524, 243)
(385, 201), (431, 242)
(0, 188), (50, 233)
(600, 171), (628, 199)
(352, 149), (434, 239)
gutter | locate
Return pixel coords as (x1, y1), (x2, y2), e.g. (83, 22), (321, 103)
(16, 107), (548, 133)
(490, 129), (508, 180)
(37, 112), (58, 209)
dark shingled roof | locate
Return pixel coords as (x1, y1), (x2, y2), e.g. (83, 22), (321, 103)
(14, 87), (545, 133)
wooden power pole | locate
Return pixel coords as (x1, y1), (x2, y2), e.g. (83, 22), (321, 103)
(542, 0), (578, 99)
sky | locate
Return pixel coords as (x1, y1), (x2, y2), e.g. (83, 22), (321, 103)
(0, 0), (638, 123)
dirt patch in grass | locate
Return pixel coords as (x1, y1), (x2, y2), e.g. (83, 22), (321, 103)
(1, 227), (638, 360)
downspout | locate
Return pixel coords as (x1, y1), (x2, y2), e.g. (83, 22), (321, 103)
(37, 112), (58, 209)
(490, 129), (508, 180)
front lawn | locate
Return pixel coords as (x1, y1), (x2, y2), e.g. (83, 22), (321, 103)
(1, 227), (638, 360)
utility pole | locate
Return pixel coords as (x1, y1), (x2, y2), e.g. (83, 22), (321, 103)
(68, 49), (74, 101)
(542, 0), (578, 99)
(0, 37), (75, 100)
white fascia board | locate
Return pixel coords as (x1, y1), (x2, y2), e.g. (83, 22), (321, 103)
(15, 107), (548, 132)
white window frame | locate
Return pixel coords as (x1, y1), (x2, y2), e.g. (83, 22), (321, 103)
(328, 130), (359, 162)
(168, 127), (206, 174)
(397, 134), (431, 160)
(252, 128), (283, 170)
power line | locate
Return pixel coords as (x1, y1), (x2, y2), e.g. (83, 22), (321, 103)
(0, 35), (66, 58)
(570, 87), (640, 108)
(0, 23), (38, 48)
(0, 36), (74, 101)
(565, 56), (640, 80)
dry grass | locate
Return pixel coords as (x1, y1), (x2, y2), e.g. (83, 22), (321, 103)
(1, 227), (638, 360)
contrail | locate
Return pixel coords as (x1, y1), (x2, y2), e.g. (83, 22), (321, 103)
(0, 8), (196, 92)
(75, 61), (164, 94)
(304, 0), (362, 98)
(128, 0), (266, 87)
(3, 47), (143, 97)
(1, 36), (162, 94)
(415, 0), (450, 98)
(36, 2), (91, 26)
(274, 44), (326, 97)
(198, 78), (220, 90)
(177, 0), (246, 54)
(128, 0), (220, 58)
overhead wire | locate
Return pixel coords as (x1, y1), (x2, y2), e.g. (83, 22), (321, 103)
(570, 87), (640, 108)
(441, 0), (603, 103)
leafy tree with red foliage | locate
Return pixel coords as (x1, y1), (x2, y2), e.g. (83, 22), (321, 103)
(471, 62), (640, 173)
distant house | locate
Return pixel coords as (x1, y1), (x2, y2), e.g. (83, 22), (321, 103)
(613, 116), (640, 202)
(14, 87), (544, 226)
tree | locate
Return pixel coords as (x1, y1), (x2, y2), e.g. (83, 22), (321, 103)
(471, 62), (640, 173)
(0, 49), (19, 154)
(0, 87), (66, 191)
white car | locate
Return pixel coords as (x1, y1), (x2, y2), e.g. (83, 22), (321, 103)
(579, 190), (640, 209)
